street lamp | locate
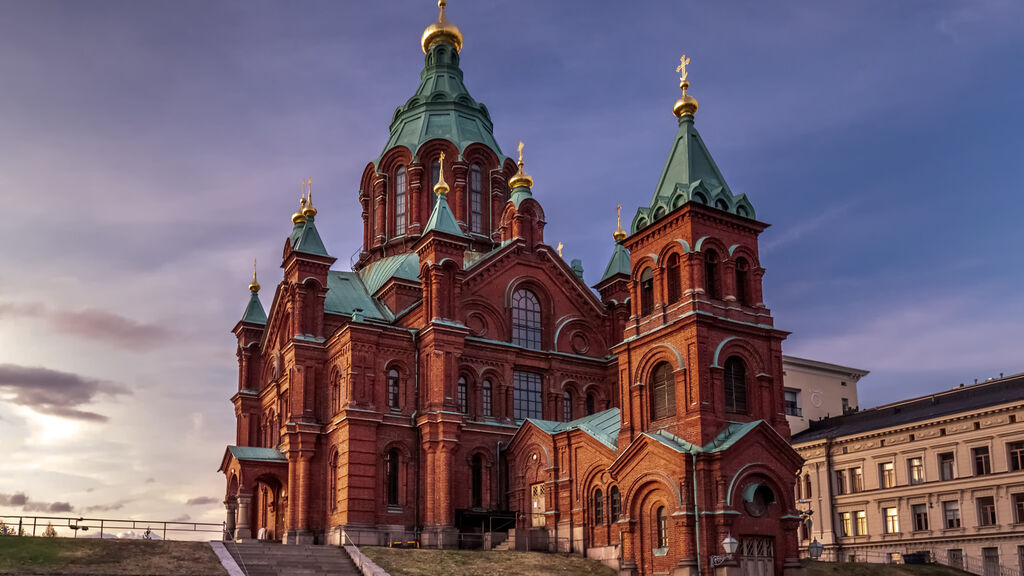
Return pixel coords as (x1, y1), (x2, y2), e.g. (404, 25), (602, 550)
(710, 534), (739, 567)
(809, 539), (823, 560)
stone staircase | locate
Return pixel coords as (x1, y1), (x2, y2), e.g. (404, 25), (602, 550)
(224, 541), (361, 576)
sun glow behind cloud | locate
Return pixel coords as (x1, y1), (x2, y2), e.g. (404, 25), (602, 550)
(18, 406), (84, 446)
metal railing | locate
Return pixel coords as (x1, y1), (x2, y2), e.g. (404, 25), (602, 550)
(801, 547), (1022, 576)
(0, 514), (225, 541)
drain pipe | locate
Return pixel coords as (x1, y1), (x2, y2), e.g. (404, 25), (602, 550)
(691, 447), (703, 576)
(412, 329), (421, 532)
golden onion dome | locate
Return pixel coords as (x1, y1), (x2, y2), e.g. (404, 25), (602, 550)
(434, 151), (451, 196)
(613, 204), (627, 242)
(422, 0), (463, 53)
(673, 80), (699, 118)
(302, 178), (317, 218)
(508, 141), (534, 189)
(292, 193), (307, 224)
(249, 260), (261, 293)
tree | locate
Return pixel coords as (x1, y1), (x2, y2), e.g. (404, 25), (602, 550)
(43, 523), (57, 538)
(0, 520), (13, 536)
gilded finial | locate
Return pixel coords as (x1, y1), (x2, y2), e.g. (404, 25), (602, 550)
(508, 140), (534, 190)
(614, 203), (627, 242)
(302, 177), (317, 217)
(673, 53), (699, 118)
(433, 152), (450, 196)
(422, 0), (463, 53)
(291, 181), (308, 224)
(249, 259), (261, 292)
(557, 242), (564, 258)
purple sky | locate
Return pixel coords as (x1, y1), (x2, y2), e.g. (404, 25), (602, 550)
(1, 0), (1022, 524)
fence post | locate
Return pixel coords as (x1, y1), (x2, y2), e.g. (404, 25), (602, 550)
(100, 520), (104, 540)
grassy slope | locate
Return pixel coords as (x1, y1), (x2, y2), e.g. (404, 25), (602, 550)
(0, 538), (227, 575)
(362, 547), (617, 576)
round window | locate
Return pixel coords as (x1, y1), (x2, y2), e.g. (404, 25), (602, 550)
(743, 484), (775, 517)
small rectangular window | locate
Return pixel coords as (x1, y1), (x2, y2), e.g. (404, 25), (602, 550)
(884, 507), (900, 534)
(784, 388), (801, 417)
(840, 511), (852, 537)
(912, 503), (929, 531)
(973, 446), (992, 475)
(856, 510), (867, 535)
(513, 371), (543, 420)
(908, 457), (925, 485)
(943, 501), (961, 529)
(1009, 442), (1024, 472)
(939, 453), (955, 481)
(842, 397), (850, 413)
(880, 462), (896, 488)
(835, 470), (846, 495)
(978, 496), (997, 526)
(1014, 493), (1024, 524)
(850, 467), (863, 492)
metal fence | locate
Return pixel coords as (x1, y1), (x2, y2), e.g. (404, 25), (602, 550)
(801, 547), (1021, 576)
(0, 514), (226, 541)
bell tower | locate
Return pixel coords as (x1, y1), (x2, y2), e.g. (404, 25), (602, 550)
(613, 56), (790, 449)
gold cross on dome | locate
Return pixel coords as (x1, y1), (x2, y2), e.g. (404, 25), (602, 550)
(557, 242), (564, 257)
(677, 55), (690, 83)
(517, 141), (525, 164)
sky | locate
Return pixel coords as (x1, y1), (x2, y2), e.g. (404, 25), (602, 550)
(0, 0), (1022, 529)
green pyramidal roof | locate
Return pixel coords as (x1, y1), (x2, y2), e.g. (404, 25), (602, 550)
(240, 290), (267, 325)
(631, 115), (755, 233)
(421, 193), (466, 238)
(599, 242), (631, 283)
(379, 42), (503, 162)
(290, 216), (330, 257)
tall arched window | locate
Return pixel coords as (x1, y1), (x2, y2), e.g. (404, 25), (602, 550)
(724, 356), (747, 413)
(512, 289), (542, 349)
(563, 391), (573, 422)
(656, 506), (668, 548)
(470, 163), (483, 233)
(593, 489), (604, 525)
(667, 253), (682, 304)
(735, 257), (749, 305)
(482, 380), (492, 417)
(804, 473), (812, 498)
(610, 486), (621, 522)
(586, 392), (596, 416)
(329, 451), (339, 512)
(471, 454), (484, 508)
(704, 249), (720, 299)
(385, 449), (400, 507)
(640, 267), (654, 316)
(387, 369), (400, 411)
(331, 373), (341, 415)
(395, 166), (407, 235)
(457, 376), (468, 413)
(431, 159), (441, 190)
(650, 362), (675, 421)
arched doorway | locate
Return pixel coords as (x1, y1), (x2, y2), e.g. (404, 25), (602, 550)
(254, 474), (285, 541)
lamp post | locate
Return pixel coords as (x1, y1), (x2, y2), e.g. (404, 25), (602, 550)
(710, 534), (739, 568)
(809, 538), (823, 560)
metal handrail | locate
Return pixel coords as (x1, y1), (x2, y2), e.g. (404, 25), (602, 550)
(0, 514), (224, 541)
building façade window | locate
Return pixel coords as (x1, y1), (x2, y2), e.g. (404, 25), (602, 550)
(880, 462), (896, 488)
(395, 166), (407, 235)
(387, 369), (400, 411)
(329, 450), (339, 513)
(511, 289), (542, 349)
(666, 253), (681, 304)
(735, 257), (751, 305)
(457, 376), (468, 413)
(973, 446), (992, 475)
(650, 362), (675, 421)
(470, 163), (483, 233)
(482, 379), (493, 417)
(513, 371), (543, 420)
(563, 391), (573, 422)
(723, 356), (747, 414)
(640, 267), (654, 316)
(704, 249), (720, 299)
(610, 486), (621, 522)
(385, 449), (400, 507)
(586, 392), (596, 416)
(943, 501), (961, 528)
(912, 503), (928, 531)
(908, 457), (925, 484)
(656, 506), (669, 548)
(939, 452), (955, 481)
(431, 158), (441, 193)
(471, 454), (484, 508)
(593, 489), (604, 525)
(1009, 441), (1024, 472)
(978, 496), (997, 526)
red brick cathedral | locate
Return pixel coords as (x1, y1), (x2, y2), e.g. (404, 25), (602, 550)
(220, 3), (803, 575)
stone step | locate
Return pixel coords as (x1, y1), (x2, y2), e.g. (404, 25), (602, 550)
(224, 541), (359, 576)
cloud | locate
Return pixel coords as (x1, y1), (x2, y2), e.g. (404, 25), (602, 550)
(0, 302), (171, 352)
(169, 514), (192, 523)
(85, 501), (128, 513)
(0, 492), (74, 513)
(185, 496), (219, 506)
(761, 200), (857, 253)
(0, 363), (129, 422)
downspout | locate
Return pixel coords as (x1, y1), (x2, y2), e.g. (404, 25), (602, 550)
(822, 436), (835, 560)
(691, 447), (703, 576)
(412, 329), (421, 532)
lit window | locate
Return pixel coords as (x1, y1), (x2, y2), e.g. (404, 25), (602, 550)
(650, 362), (675, 421)
(879, 462), (896, 488)
(884, 507), (900, 534)
(511, 289), (542, 349)
(395, 167), (407, 235)
(513, 371), (543, 420)
(908, 457), (924, 485)
(470, 164), (483, 233)
(840, 512), (852, 537)
(723, 356), (747, 413)
(856, 510), (868, 535)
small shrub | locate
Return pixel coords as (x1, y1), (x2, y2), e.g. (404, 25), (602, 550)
(43, 523), (58, 538)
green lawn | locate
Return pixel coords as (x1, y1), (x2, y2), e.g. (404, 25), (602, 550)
(0, 537), (227, 575)
(362, 547), (616, 576)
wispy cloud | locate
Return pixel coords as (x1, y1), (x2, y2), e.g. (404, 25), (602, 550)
(0, 364), (129, 422)
(185, 496), (219, 506)
(0, 492), (74, 513)
(761, 201), (857, 253)
(0, 303), (171, 351)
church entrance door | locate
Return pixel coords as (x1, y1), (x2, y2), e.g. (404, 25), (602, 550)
(739, 536), (774, 576)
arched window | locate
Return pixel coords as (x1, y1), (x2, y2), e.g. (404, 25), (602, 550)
(470, 163), (483, 233)
(395, 166), (407, 235)
(330, 373), (341, 415)
(735, 257), (749, 305)
(715, 198), (729, 211)
(804, 473), (812, 498)
(666, 253), (681, 304)
(385, 449), (400, 507)
(586, 392), (596, 416)
(610, 486), (621, 522)
(723, 356), (747, 413)
(431, 158), (441, 191)
(387, 369), (400, 411)
(640, 267), (654, 316)
(563, 391), (573, 422)
(329, 451), (339, 512)
(512, 289), (542, 349)
(482, 380), (492, 417)
(656, 506), (668, 548)
(704, 250), (720, 299)
(650, 362), (675, 421)
(471, 454), (484, 508)
(457, 376), (468, 413)
(593, 489), (604, 525)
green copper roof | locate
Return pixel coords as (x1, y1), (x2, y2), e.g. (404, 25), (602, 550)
(599, 243), (631, 283)
(379, 42), (503, 162)
(703, 420), (761, 453)
(631, 115), (755, 233)
(226, 446), (287, 463)
(526, 408), (620, 450)
(421, 193), (466, 238)
(291, 216), (329, 257)
(508, 184), (533, 209)
(324, 271), (391, 321)
(359, 252), (421, 295)
(240, 291), (267, 325)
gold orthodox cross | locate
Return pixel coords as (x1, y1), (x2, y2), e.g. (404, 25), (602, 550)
(517, 141), (525, 164)
(677, 55), (690, 83)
